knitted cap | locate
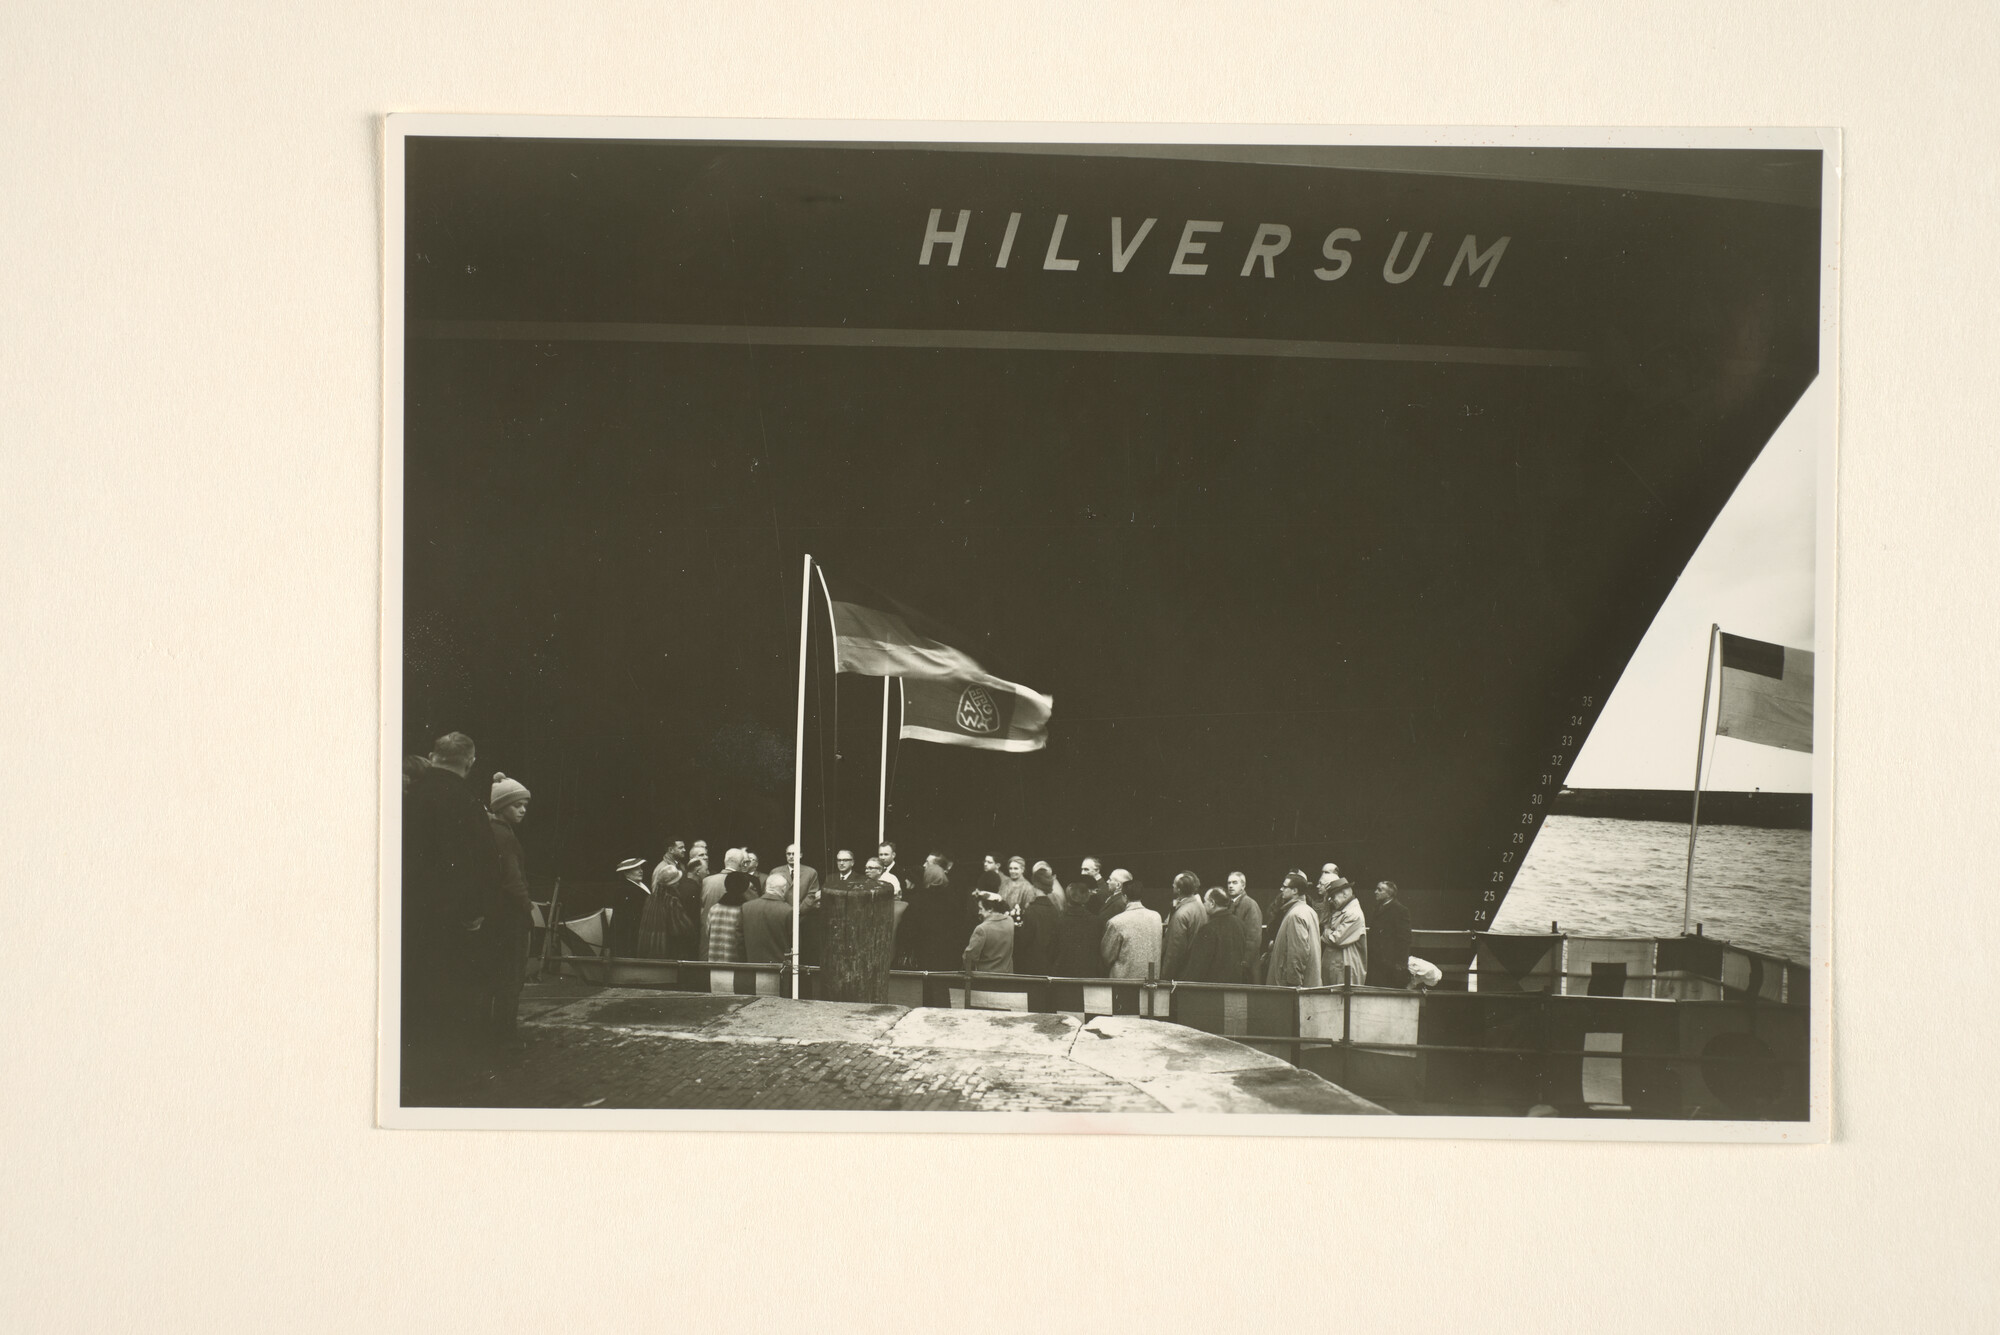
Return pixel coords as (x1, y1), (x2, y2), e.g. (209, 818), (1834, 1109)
(488, 772), (530, 811)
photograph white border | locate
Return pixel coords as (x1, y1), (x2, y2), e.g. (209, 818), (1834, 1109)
(379, 115), (1837, 1142)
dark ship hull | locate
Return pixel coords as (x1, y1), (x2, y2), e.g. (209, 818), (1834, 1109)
(400, 136), (1820, 931)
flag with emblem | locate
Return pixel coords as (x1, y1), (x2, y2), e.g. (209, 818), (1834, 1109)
(900, 674), (1053, 753)
(1715, 632), (1814, 753)
(816, 567), (987, 680)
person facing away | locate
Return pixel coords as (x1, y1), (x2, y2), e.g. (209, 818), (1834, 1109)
(1225, 871), (1264, 981)
(961, 890), (1016, 974)
(1185, 888), (1250, 983)
(1052, 874), (1106, 977)
(1365, 880), (1413, 988)
(1031, 859), (1066, 905)
(1101, 882), (1165, 981)
(997, 855), (1036, 914)
(704, 871), (753, 963)
(1159, 871), (1211, 981)
(703, 848), (744, 912)
(740, 870), (795, 965)
(483, 772), (535, 1049)
(1099, 869), (1134, 928)
(1263, 871), (1324, 988)
(1013, 868), (1060, 975)
(1322, 879), (1369, 986)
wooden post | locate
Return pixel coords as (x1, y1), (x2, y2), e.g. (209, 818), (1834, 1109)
(820, 879), (897, 1002)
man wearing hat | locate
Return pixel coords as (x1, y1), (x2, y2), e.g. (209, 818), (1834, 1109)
(484, 773), (534, 1049)
(1263, 870), (1324, 988)
(1321, 876), (1368, 986)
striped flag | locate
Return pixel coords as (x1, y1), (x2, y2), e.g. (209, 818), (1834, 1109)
(817, 568), (986, 680)
(1716, 632), (1814, 753)
(900, 674), (1054, 753)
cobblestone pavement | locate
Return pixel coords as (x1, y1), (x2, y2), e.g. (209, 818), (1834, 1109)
(424, 984), (1388, 1115)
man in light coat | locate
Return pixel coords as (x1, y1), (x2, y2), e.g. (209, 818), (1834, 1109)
(1100, 886), (1164, 981)
(1263, 871), (1324, 988)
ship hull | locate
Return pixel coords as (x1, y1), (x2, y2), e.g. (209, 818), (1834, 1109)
(399, 137), (1821, 931)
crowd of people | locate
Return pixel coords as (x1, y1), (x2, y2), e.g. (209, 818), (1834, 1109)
(400, 729), (1433, 1082)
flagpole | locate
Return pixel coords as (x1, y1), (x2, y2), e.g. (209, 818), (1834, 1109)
(878, 676), (891, 845)
(791, 553), (811, 1000)
(1682, 623), (1720, 935)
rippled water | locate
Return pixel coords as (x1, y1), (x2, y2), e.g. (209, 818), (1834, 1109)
(1492, 814), (1812, 963)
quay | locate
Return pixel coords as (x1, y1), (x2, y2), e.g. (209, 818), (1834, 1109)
(420, 980), (1389, 1115)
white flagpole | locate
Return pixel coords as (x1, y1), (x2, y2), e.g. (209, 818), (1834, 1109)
(1682, 623), (1720, 935)
(878, 676), (892, 845)
(791, 553), (811, 1000)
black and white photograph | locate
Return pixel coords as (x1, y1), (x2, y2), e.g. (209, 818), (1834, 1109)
(384, 119), (1833, 1136)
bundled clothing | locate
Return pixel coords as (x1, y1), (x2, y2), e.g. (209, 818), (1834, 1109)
(482, 813), (534, 1041)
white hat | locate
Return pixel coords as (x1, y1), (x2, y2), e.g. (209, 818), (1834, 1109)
(488, 772), (530, 811)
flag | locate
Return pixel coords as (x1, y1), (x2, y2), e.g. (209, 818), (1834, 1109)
(817, 567), (986, 679)
(1716, 632), (1814, 753)
(900, 674), (1053, 753)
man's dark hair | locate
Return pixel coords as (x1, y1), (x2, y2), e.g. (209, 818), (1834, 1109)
(929, 850), (953, 871)
(1378, 879), (1399, 896)
(1172, 870), (1200, 898)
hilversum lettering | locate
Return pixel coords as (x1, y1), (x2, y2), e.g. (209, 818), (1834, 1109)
(918, 212), (1511, 288)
